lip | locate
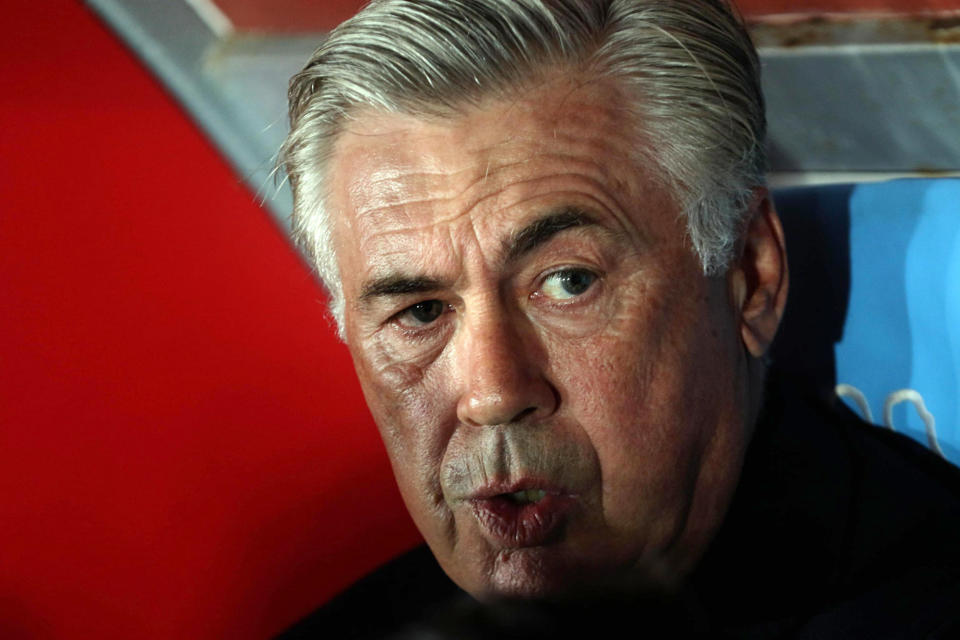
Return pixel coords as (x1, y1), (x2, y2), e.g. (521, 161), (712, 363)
(468, 481), (576, 548)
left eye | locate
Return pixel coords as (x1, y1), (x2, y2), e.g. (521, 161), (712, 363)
(541, 269), (597, 301)
(395, 299), (446, 328)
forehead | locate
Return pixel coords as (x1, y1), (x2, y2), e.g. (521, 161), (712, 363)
(324, 78), (675, 285)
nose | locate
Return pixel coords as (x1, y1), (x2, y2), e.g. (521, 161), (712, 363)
(454, 307), (557, 427)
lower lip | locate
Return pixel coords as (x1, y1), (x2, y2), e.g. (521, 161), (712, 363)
(470, 494), (572, 548)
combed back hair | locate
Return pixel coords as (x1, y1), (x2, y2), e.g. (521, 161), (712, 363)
(280, 0), (767, 332)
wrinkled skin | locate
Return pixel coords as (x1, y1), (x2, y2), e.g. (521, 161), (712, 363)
(325, 77), (787, 599)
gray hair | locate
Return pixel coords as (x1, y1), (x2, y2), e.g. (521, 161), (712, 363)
(280, 0), (767, 332)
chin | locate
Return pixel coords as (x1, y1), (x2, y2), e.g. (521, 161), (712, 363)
(461, 548), (629, 602)
(483, 548), (566, 599)
(458, 545), (696, 608)
(439, 547), (570, 601)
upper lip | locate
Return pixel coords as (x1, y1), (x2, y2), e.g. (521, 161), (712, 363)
(466, 478), (572, 501)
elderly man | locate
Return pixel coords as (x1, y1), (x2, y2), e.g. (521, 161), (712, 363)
(277, 0), (960, 637)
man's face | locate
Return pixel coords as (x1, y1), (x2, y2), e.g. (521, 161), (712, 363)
(326, 78), (755, 598)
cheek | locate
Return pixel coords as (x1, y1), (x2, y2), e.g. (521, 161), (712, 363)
(546, 268), (734, 528)
(558, 336), (701, 518)
(351, 339), (459, 523)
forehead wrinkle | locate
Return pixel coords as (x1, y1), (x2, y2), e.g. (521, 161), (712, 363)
(354, 210), (484, 289)
(348, 168), (508, 253)
(345, 108), (637, 231)
(356, 133), (628, 214)
(354, 147), (625, 228)
(356, 216), (457, 265)
(350, 176), (471, 224)
(362, 166), (474, 194)
(348, 193), (487, 260)
(479, 171), (647, 245)
(457, 162), (616, 223)
(349, 161), (502, 237)
(354, 160), (648, 275)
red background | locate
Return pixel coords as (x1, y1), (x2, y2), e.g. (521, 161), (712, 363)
(212, 0), (960, 32)
(0, 1), (419, 638)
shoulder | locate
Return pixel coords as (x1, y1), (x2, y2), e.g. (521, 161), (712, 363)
(715, 371), (960, 638)
(806, 392), (960, 638)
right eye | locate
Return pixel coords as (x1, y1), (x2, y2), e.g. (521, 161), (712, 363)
(540, 268), (597, 301)
(395, 299), (447, 328)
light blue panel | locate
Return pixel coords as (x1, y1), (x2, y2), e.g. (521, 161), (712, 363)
(835, 179), (960, 463)
(904, 182), (960, 459)
(835, 182), (918, 418)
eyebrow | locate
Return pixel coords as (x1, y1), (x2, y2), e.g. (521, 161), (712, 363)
(358, 207), (598, 304)
(503, 207), (596, 264)
(360, 275), (446, 302)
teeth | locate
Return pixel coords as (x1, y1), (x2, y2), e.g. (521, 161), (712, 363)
(508, 489), (547, 504)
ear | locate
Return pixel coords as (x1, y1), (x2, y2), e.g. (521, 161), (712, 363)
(730, 188), (789, 359)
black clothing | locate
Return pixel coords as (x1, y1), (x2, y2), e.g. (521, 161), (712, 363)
(691, 372), (960, 638)
(279, 373), (960, 638)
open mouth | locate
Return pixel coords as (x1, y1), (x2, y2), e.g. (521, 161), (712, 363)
(470, 487), (572, 548)
(503, 489), (548, 504)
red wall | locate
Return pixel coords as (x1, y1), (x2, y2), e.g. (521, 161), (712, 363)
(213, 0), (960, 32)
(738, 0), (960, 14)
(0, 1), (419, 638)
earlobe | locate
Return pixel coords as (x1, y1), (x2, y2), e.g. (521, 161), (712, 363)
(733, 188), (789, 358)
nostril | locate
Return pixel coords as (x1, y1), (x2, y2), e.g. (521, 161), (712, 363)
(511, 406), (537, 422)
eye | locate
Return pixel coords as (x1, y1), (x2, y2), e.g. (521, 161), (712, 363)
(396, 299), (447, 328)
(541, 268), (597, 301)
